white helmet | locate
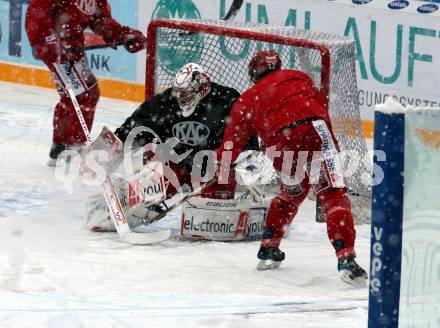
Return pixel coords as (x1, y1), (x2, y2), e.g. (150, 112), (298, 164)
(172, 63), (211, 117)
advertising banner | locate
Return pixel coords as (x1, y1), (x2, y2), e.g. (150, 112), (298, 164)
(1, 0), (440, 124)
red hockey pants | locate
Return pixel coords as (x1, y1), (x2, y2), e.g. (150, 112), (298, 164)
(261, 119), (356, 259)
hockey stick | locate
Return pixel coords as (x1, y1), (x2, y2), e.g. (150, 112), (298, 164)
(223, 0), (244, 20)
(148, 173), (221, 224)
(72, 41), (127, 52)
(65, 86), (170, 245)
(72, 0), (244, 52)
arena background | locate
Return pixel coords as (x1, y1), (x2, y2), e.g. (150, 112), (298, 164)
(1, 0), (440, 137)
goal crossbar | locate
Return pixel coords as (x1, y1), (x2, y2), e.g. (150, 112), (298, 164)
(146, 19), (330, 102)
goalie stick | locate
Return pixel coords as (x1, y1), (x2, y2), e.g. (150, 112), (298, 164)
(65, 86), (171, 245)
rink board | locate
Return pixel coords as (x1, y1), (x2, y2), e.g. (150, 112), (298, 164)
(368, 102), (440, 327)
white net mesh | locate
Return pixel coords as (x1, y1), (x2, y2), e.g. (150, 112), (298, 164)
(146, 19), (371, 222)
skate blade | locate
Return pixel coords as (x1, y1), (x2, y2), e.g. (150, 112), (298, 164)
(47, 157), (69, 167)
(47, 158), (57, 167)
(90, 225), (116, 232)
(339, 270), (368, 287)
(257, 259), (282, 270)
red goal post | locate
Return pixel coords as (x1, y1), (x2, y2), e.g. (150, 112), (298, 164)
(144, 18), (371, 223)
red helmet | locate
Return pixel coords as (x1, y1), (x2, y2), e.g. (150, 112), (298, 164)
(248, 50), (282, 83)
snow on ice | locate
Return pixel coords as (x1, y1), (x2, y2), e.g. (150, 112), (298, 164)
(0, 81), (370, 327)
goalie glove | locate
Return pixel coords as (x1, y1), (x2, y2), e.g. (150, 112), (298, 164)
(120, 27), (146, 53)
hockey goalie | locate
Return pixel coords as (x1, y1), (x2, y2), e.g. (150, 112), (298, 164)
(83, 63), (266, 240)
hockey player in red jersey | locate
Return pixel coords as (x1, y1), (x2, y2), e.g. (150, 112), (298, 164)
(25, 0), (146, 166)
(215, 50), (368, 286)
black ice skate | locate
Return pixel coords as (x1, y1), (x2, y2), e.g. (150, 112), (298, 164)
(47, 143), (84, 167)
(338, 256), (368, 286)
(47, 143), (67, 167)
(256, 246), (285, 270)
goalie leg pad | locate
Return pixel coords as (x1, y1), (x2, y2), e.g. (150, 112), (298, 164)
(84, 161), (167, 232)
(85, 194), (166, 232)
(180, 196), (266, 241)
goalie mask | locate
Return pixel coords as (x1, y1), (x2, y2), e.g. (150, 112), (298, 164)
(172, 63), (211, 117)
(248, 50), (282, 83)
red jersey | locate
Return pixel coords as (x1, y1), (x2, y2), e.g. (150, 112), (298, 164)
(217, 69), (330, 161)
(25, 0), (124, 47)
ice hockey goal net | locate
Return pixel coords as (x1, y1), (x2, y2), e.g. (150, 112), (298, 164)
(145, 19), (371, 222)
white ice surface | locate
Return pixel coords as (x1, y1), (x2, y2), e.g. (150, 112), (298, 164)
(0, 81), (370, 328)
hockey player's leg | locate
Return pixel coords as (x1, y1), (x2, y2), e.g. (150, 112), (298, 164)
(64, 85), (99, 146)
(318, 188), (368, 286)
(48, 101), (69, 166)
(48, 87), (99, 166)
(257, 186), (308, 270)
(308, 119), (367, 286)
(257, 124), (312, 270)
(256, 198), (297, 270)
